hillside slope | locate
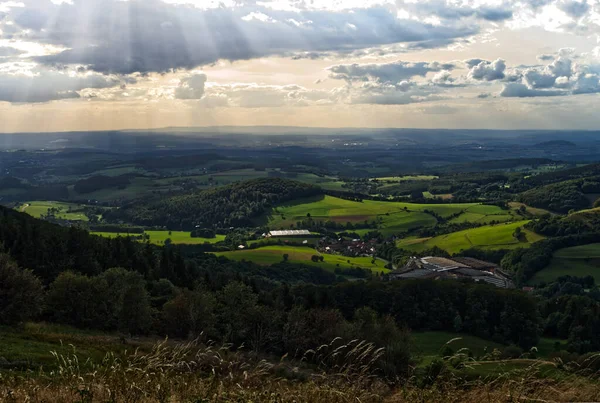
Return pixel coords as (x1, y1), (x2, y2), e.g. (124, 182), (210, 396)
(106, 178), (322, 229)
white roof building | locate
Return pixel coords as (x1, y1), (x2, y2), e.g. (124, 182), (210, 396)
(268, 229), (311, 237)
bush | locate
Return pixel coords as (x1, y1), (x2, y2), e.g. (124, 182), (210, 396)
(502, 345), (523, 359)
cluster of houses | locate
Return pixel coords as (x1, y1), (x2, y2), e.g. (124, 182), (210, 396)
(317, 237), (377, 258)
(390, 256), (514, 288)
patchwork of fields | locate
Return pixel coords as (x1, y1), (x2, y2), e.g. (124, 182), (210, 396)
(396, 221), (544, 254)
(264, 195), (523, 237)
(214, 245), (389, 273)
(19, 201), (91, 221)
(530, 243), (600, 284)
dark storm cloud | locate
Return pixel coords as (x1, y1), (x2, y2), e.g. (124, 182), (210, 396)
(3, 0), (479, 74)
(0, 70), (126, 103)
(397, 0), (514, 22)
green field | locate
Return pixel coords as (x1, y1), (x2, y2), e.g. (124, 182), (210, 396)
(396, 221), (543, 254)
(262, 195), (494, 236)
(263, 195), (524, 238)
(214, 245), (389, 273)
(530, 243), (600, 284)
(412, 331), (505, 360)
(92, 230), (226, 245)
(19, 201), (90, 221)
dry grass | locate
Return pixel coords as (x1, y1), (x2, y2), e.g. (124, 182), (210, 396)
(1, 339), (600, 402)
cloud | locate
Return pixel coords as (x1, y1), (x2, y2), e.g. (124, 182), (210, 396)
(468, 59), (506, 81)
(557, 0), (590, 18)
(0, 69), (127, 103)
(0, 47), (24, 58)
(9, 1), (478, 74)
(175, 74), (207, 100)
(398, 1), (513, 22)
(328, 61), (456, 83)
(537, 54), (555, 61)
(464, 58), (487, 68)
(499, 82), (566, 97)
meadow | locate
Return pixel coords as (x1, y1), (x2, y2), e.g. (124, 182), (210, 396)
(214, 245), (389, 273)
(396, 221), (544, 254)
(19, 201), (90, 221)
(92, 230), (226, 245)
(263, 195), (522, 237)
(530, 243), (600, 284)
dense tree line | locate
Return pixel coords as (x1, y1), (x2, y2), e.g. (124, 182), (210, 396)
(74, 174), (132, 194)
(525, 215), (593, 237)
(106, 178), (321, 230)
(501, 233), (600, 284)
(536, 276), (600, 353)
(518, 179), (595, 213)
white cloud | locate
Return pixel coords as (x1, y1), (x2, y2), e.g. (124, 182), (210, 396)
(328, 60), (456, 83)
(468, 59), (506, 81)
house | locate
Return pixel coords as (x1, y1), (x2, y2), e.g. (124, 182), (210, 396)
(389, 256), (514, 288)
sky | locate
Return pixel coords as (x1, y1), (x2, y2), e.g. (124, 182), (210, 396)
(0, 0), (599, 132)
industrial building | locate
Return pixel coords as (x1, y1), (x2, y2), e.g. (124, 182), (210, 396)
(267, 229), (311, 237)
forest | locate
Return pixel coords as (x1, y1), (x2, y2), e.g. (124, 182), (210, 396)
(106, 178), (321, 229)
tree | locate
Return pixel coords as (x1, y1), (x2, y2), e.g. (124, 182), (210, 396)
(164, 238), (172, 246)
(0, 254), (44, 325)
(119, 280), (152, 335)
(217, 282), (260, 345)
(283, 254), (289, 262)
(46, 272), (111, 329)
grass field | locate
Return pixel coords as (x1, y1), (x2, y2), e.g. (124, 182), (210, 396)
(19, 201), (90, 221)
(214, 245), (389, 273)
(530, 243), (600, 284)
(412, 331), (505, 362)
(262, 195), (503, 236)
(508, 202), (554, 217)
(0, 323), (134, 370)
(412, 332), (567, 374)
(396, 221), (543, 254)
(92, 230), (226, 245)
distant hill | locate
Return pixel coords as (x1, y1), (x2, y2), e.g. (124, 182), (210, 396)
(106, 178), (322, 230)
(534, 140), (577, 148)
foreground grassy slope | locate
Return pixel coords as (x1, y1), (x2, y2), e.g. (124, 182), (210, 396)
(530, 243), (600, 284)
(396, 221), (544, 254)
(3, 323), (595, 403)
(214, 245), (389, 273)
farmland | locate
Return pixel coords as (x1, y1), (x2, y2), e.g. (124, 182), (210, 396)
(18, 201), (91, 221)
(530, 243), (600, 284)
(396, 221), (544, 254)
(92, 230), (226, 245)
(214, 245), (390, 273)
(263, 195), (522, 237)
